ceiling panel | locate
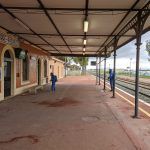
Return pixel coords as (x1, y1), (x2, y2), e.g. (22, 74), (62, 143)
(50, 14), (84, 34)
(88, 13), (125, 35)
(113, 12), (137, 35)
(65, 36), (83, 45)
(0, 0), (39, 7)
(89, 0), (135, 9)
(86, 47), (99, 52)
(42, 36), (65, 45)
(14, 12), (57, 34)
(87, 37), (107, 45)
(54, 46), (69, 52)
(124, 29), (136, 36)
(42, 0), (85, 8)
(117, 37), (133, 47)
(38, 45), (55, 51)
(143, 16), (150, 31)
(19, 34), (46, 44)
(70, 46), (83, 52)
(85, 52), (96, 54)
(135, 0), (150, 9)
(72, 51), (83, 54)
(0, 12), (32, 33)
(0, 0), (149, 57)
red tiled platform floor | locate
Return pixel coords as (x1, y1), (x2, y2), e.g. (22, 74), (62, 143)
(0, 76), (149, 150)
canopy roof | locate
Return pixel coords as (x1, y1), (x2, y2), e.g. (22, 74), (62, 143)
(0, 0), (150, 57)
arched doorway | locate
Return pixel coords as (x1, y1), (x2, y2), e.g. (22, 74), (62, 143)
(37, 59), (41, 85)
(4, 50), (13, 97)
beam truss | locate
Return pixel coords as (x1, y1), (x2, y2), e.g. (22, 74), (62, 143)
(36, 0), (72, 53)
(50, 53), (105, 57)
(14, 33), (134, 37)
(0, 1), (149, 57)
(96, 0), (140, 54)
(0, 25), (50, 54)
(1, 7), (150, 12)
(98, 1), (150, 55)
(98, 57), (101, 85)
(0, 3), (61, 54)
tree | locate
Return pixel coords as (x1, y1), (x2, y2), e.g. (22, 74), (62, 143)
(146, 40), (150, 61)
(73, 57), (89, 75)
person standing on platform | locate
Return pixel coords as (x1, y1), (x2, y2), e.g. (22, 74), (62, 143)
(50, 72), (57, 92)
(108, 69), (114, 91)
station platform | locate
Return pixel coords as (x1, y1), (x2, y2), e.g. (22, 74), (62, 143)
(0, 76), (149, 150)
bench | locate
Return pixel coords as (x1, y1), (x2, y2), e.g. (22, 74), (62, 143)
(29, 85), (43, 94)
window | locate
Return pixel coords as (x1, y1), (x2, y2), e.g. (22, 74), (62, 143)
(44, 60), (47, 77)
(22, 56), (29, 81)
(91, 61), (96, 66)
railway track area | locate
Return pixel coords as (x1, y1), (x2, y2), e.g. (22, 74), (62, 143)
(115, 78), (150, 103)
(90, 72), (150, 104)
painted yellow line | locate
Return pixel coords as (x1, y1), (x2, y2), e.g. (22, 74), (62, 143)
(100, 81), (150, 118)
(116, 92), (150, 118)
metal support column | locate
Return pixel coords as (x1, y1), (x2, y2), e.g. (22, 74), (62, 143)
(96, 57), (98, 85)
(65, 57), (67, 77)
(99, 57), (101, 85)
(112, 40), (117, 98)
(134, 12), (142, 118)
(103, 48), (107, 90)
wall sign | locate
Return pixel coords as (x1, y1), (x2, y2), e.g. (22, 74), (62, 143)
(0, 29), (20, 47)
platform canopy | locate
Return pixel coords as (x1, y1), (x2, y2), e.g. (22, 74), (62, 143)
(0, 0), (150, 57)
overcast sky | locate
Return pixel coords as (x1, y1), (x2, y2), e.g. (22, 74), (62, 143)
(87, 31), (150, 70)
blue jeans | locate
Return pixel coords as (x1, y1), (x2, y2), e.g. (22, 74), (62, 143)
(110, 79), (114, 91)
(51, 83), (56, 92)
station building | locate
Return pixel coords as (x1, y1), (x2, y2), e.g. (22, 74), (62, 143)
(0, 28), (64, 101)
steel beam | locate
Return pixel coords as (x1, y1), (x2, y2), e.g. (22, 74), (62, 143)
(15, 33), (134, 37)
(0, 4), (61, 54)
(96, 0), (140, 54)
(65, 57), (67, 77)
(0, 25), (50, 54)
(99, 57), (101, 85)
(103, 47), (107, 90)
(112, 40), (117, 98)
(134, 12), (143, 118)
(43, 44), (104, 47)
(36, 0), (72, 53)
(96, 57), (98, 85)
(1, 6), (150, 12)
(98, 1), (150, 54)
(51, 53), (105, 57)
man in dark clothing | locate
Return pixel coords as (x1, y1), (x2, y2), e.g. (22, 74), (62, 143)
(109, 69), (114, 91)
(50, 73), (57, 92)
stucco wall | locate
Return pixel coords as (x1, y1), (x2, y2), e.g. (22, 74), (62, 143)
(0, 42), (64, 101)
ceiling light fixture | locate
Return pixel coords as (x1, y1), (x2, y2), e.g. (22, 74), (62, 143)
(83, 47), (86, 52)
(83, 52), (85, 55)
(15, 18), (30, 31)
(84, 20), (89, 32)
(83, 39), (87, 45)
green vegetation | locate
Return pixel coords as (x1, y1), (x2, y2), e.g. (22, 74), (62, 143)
(73, 57), (89, 75)
(146, 40), (150, 62)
